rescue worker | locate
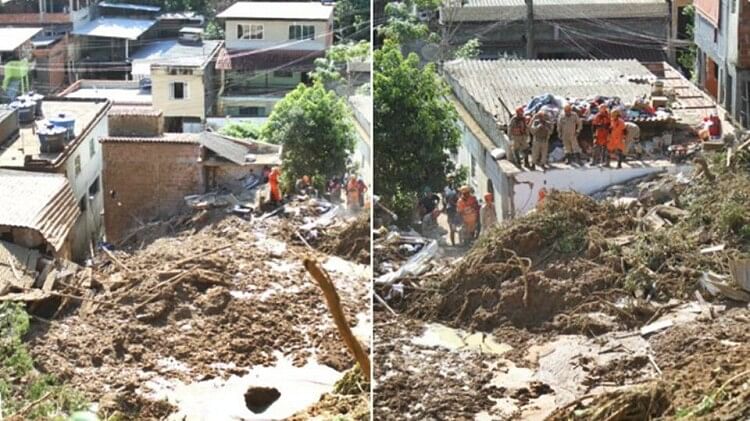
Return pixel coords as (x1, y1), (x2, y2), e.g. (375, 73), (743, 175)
(268, 166), (281, 205)
(356, 178), (368, 208)
(557, 104), (583, 165)
(591, 106), (611, 165)
(443, 183), (460, 246)
(295, 175), (314, 196)
(529, 111), (553, 170)
(608, 110), (626, 168)
(508, 107), (530, 167)
(537, 186), (548, 207)
(346, 175), (360, 210)
(456, 186), (479, 245)
(624, 121), (642, 159)
(480, 193), (497, 234)
(708, 111), (722, 139)
(327, 177), (342, 203)
(418, 187), (440, 218)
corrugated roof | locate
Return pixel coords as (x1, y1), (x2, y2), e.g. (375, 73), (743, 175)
(0, 241), (40, 289)
(0, 170), (80, 252)
(72, 18), (156, 40)
(130, 39), (222, 76)
(0, 27), (42, 52)
(444, 59), (656, 126)
(217, 2), (334, 21)
(442, 0), (668, 21)
(198, 132), (254, 165)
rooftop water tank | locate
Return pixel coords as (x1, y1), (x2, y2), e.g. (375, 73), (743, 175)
(37, 123), (67, 153)
(49, 113), (75, 140)
(9, 98), (35, 124)
(18, 91), (44, 117)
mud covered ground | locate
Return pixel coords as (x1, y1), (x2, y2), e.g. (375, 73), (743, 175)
(25, 205), (371, 419)
(375, 168), (750, 420)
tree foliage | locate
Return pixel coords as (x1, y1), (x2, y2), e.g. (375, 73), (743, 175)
(219, 121), (260, 139)
(374, 42), (461, 220)
(312, 41), (371, 86)
(335, 0), (370, 41)
(677, 5), (697, 80)
(262, 83), (356, 190)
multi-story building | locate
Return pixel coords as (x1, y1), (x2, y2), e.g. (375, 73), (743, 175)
(693, 0), (750, 128)
(215, 1), (335, 118)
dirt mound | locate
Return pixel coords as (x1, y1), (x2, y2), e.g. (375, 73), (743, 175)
(322, 214), (371, 264)
(547, 382), (672, 420)
(26, 213), (369, 417)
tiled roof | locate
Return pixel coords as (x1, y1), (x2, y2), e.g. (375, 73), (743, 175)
(0, 170), (80, 252)
(444, 59), (655, 126)
(442, 0), (668, 21)
(217, 2), (334, 21)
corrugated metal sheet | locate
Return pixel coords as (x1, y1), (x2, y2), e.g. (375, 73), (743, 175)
(443, 0), (668, 22)
(444, 59), (656, 126)
(0, 241), (40, 289)
(198, 132), (254, 166)
(0, 170), (80, 252)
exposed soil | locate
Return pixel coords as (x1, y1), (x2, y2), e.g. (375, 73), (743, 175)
(26, 206), (370, 419)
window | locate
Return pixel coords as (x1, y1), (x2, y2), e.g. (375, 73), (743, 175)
(238, 24), (263, 40)
(88, 177), (100, 197)
(74, 155), (81, 176)
(170, 82), (187, 100)
(273, 70), (294, 78)
(79, 196), (87, 211)
(228, 106), (265, 117)
(289, 25), (315, 41)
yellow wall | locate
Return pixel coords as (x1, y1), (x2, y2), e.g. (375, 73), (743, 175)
(152, 68), (205, 120)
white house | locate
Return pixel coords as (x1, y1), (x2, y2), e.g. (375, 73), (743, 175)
(215, 2), (335, 118)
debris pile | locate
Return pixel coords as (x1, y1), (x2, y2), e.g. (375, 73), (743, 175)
(321, 213), (371, 264)
(375, 157), (750, 419)
(19, 201), (369, 419)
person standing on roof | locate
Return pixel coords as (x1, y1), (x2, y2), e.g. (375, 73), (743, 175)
(557, 104), (583, 165)
(591, 106), (611, 165)
(457, 186), (480, 245)
(529, 111), (553, 170)
(624, 121), (642, 159)
(268, 167), (282, 205)
(480, 192), (497, 234)
(607, 110), (626, 168)
(508, 107), (530, 167)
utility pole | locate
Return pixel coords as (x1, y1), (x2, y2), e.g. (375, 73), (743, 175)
(526, 0), (535, 59)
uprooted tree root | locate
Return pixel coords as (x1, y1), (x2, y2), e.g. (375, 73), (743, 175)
(547, 382), (672, 421)
(321, 213), (371, 264)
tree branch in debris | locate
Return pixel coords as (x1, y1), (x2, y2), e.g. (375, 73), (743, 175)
(304, 258), (371, 382)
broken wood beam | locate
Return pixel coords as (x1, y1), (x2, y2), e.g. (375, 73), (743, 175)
(102, 248), (132, 274)
(171, 245), (232, 269)
(304, 258), (371, 382)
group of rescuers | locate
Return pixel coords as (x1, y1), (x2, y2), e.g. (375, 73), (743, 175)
(508, 103), (642, 170)
(266, 166), (368, 210)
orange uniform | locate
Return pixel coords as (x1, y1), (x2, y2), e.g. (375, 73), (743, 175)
(346, 178), (360, 209)
(592, 110), (610, 146)
(608, 117), (626, 152)
(457, 194), (479, 233)
(269, 168), (281, 202)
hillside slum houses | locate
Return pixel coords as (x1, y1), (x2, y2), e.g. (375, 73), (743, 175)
(0, 1), (371, 271)
(444, 58), (728, 223)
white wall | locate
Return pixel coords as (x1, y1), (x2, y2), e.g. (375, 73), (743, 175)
(225, 19), (332, 51)
(510, 161), (680, 215)
(63, 116), (108, 259)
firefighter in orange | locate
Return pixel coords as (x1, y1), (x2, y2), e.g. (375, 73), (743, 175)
(607, 110), (626, 168)
(268, 166), (282, 204)
(456, 186), (480, 245)
(591, 106), (610, 165)
(346, 175), (360, 210)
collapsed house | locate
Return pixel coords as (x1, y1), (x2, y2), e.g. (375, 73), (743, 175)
(99, 108), (281, 243)
(444, 58), (727, 221)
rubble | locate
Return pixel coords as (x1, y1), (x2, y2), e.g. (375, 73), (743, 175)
(374, 156), (750, 419)
(10, 196), (370, 419)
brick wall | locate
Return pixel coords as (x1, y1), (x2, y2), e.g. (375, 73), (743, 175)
(739, 1), (750, 69)
(108, 113), (164, 138)
(101, 141), (203, 243)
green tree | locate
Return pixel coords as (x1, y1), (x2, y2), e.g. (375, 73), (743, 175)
(261, 83), (356, 190)
(335, 0), (370, 41)
(677, 5), (697, 80)
(219, 121), (260, 139)
(374, 42), (461, 221)
(311, 40), (371, 85)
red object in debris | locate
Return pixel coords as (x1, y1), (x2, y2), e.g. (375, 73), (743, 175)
(709, 114), (722, 138)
